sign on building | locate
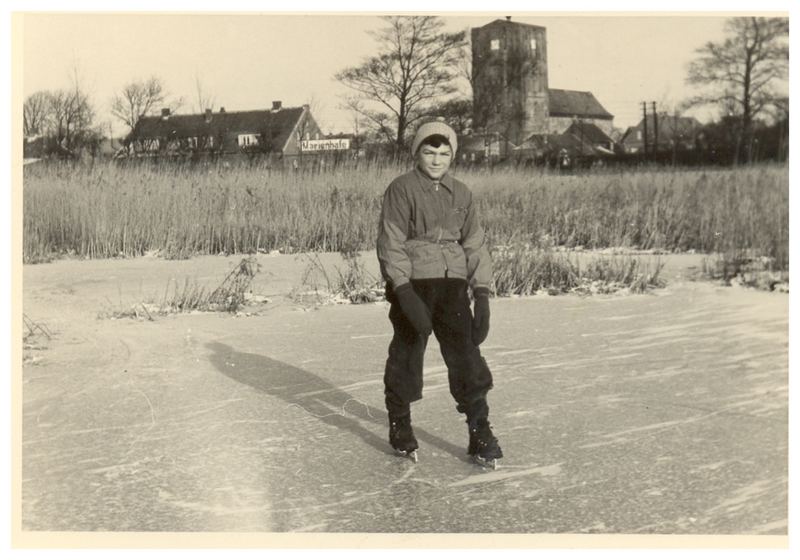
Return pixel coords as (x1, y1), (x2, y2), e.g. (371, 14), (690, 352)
(300, 138), (351, 152)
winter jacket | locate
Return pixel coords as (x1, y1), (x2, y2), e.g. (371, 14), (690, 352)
(377, 168), (493, 292)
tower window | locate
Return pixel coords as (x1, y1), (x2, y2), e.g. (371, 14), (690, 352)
(490, 39), (500, 51)
(530, 38), (537, 51)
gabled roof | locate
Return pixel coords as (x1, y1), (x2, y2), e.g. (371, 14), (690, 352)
(516, 132), (599, 155)
(621, 114), (703, 145)
(646, 114), (702, 135)
(548, 89), (613, 120)
(620, 126), (638, 145)
(478, 19), (546, 31)
(565, 121), (614, 145)
(128, 107), (306, 150)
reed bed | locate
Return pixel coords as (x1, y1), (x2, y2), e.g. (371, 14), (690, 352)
(23, 161), (788, 275)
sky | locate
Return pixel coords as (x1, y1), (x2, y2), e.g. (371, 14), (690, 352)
(18, 12), (776, 136)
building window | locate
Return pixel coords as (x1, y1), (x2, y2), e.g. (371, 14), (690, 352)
(208, 136), (215, 148)
(530, 38), (537, 51)
(238, 134), (260, 147)
(187, 137), (198, 149)
(636, 131), (642, 141)
(490, 39), (500, 51)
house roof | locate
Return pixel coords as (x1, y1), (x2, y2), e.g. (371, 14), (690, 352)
(457, 132), (519, 153)
(516, 132), (599, 156)
(651, 114), (702, 136)
(458, 133), (491, 152)
(548, 89), (613, 120)
(620, 126), (638, 145)
(565, 121), (614, 145)
(478, 19), (547, 31)
(128, 106), (306, 150)
(621, 114), (702, 145)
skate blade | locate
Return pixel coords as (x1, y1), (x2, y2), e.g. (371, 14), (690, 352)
(396, 449), (419, 463)
(473, 455), (499, 470)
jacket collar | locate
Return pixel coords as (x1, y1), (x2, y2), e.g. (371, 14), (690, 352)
(414, 167), (454, 193)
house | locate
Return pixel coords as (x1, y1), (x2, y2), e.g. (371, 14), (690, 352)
(513, 129), (612, 168)
(564, 120), (615, 153)
(122, 101), (323, 161)
(548, 89), (614, 136)
(457, 131), (516, 163)
(619, 113), (703, 154)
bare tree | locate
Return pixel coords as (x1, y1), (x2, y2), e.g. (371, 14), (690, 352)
(686, 17), (788, 163)
(45, 89), (68, 142)
(454, 26), (475, 97)
(335, 16), (466, 150)
(111, 77), (170, 131)
(46, 87), (94, 152)
(427, 97), (473, 135)
(342, 97), (396, 145)
(23, 91), (51, 137)
(193, 74), (216, 113)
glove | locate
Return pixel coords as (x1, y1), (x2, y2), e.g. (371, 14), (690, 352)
(394, 283), (432, 336)
(471, 287), (491, 346)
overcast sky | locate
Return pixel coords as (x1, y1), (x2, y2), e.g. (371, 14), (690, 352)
(22, 13), (748, 135)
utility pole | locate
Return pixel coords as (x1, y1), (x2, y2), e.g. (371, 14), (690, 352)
(652, 101), (659, 157)
(641, 102), (649, 158)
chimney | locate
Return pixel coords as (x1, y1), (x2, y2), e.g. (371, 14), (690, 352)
(204, 108), (212, 122)
(161, 108), (171, 120)
(219, 107), (226, 113)
(272, 100), (282, 112)
(506, 16), (511, 21)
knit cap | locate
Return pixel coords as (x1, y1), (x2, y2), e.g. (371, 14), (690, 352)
(411, 120), (458, 157)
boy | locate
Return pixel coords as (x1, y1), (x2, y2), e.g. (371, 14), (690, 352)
(376, 121), (503, 468)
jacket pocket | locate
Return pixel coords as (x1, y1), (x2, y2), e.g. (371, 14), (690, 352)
(446, 206), (468, 234)
(442, 243), (468, 278)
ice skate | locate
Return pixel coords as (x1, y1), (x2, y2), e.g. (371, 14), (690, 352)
(389, 414), (419, 463)
(468, 418), (503, 470)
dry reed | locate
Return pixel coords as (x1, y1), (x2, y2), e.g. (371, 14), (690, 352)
(24, 161), (788, 278)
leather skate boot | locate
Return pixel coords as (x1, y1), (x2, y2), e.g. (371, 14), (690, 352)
(467, 417), (503, 469)
(389, 413), (419, 462)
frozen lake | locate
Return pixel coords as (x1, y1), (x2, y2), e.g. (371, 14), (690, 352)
(20, 253), (788, 535)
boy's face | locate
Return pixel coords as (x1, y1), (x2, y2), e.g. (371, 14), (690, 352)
(417, 143), (452, 181)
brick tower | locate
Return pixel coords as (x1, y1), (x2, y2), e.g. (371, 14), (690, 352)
(471, 18), (549, 144)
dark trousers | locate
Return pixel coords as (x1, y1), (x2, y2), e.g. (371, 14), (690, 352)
(383, 278), (493, 420)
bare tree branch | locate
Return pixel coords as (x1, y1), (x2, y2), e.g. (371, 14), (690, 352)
(686, 16), (788, 162)
(335, 16), (466, 149)
(23, 91), (51, 136)
(111, 76), (169, 131)
(194, 74), (216, 113)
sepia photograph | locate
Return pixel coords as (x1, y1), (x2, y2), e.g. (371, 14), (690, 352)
(10, 3), (791, 550)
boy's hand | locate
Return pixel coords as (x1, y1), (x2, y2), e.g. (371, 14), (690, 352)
(471, 287), (491, 346)
(394, 283), (433, 336)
